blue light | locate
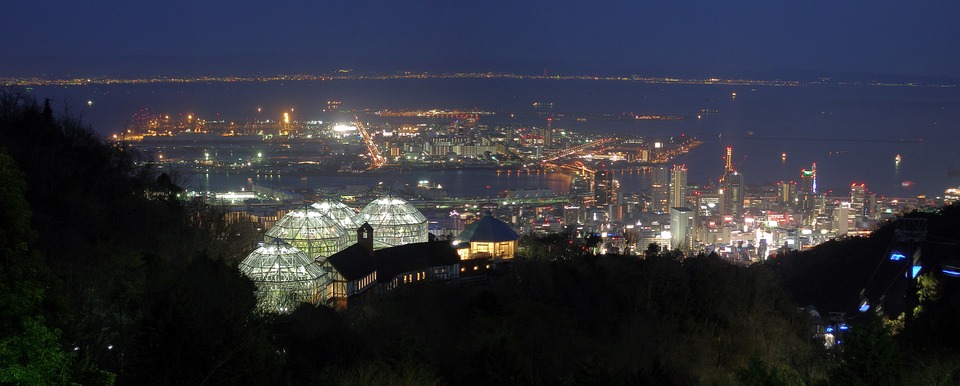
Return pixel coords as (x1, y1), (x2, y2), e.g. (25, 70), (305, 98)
(942, 269), (960, 277)
(839, 323), (849, 331)
(890, 252), (906, 261)
(912, 266), (922, 279)
(825, 326), (834, 333)
(859, 303), (870, 313)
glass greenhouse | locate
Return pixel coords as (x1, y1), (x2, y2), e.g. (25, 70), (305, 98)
(264, 207), (351, 262)
(359, 195), (429, 249)
(311, 198), (362, 232)
(238, 238), (329, 313)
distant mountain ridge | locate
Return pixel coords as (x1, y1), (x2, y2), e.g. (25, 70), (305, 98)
(3, 54), (958, 86)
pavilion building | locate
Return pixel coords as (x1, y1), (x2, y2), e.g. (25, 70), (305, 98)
(453, 213), (520, 260)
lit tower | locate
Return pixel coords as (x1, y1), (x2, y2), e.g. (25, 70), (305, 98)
(800, 167), (815, 194)
(812, 163), (817, 193)
(722, 171), (744, 216)
(669, 164), (688, 209)
(670, 207), (695, 254)
(725, 146), (734, 174)
(850, 183), (866, 228)
(650, 165), (669, 213)
(719, 147), (744, 216)
(594, 169), (615, 207)
(544, 118), (553, 148)
(799, 164), (817, 212)
(778, 181), (797, 208)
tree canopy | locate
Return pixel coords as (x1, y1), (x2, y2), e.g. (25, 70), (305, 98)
(1, 88), (958, 384)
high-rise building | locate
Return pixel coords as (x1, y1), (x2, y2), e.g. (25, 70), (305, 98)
(725, 146), (734, 174)
(866, 193), (878, 220)
(594, 169), (615, 207)
(721, 171), (745, 216)
(543, 118), (553, 147)
(850, 183), (866, 227)
(670, 207), (695, 254)
(799, 163), (817, 212)
(800, 163), (817, 194)
(650, 165), (669, 213)
(669, 164), (688, 209)
(696, 193), (722, 217)
(719, 147), (745, 216)
(833, 205), (852, 235)
(778, 181), (797, 208)
(563, 205), (583, 226)
(800, 170), (813, 194)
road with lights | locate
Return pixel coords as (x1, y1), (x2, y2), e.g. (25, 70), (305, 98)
(355, 116), (385, 170)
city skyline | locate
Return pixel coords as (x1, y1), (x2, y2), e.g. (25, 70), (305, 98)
(4, 2), (960, 78)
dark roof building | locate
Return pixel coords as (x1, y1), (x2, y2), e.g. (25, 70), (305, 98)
(322, 222), (459, 308)
(453, 214), (520, 260)
(456, 214), (520, 243)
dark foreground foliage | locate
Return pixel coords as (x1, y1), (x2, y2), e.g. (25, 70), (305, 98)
(2, 89), (959, 385)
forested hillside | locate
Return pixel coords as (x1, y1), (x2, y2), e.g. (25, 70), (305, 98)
(1, 89), (958, 385)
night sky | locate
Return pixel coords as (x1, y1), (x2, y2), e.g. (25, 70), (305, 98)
(4, 1), (960, 78)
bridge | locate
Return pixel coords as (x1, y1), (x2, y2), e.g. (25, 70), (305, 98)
(542, 160), (596, 176)
(539, 137), (617, 164)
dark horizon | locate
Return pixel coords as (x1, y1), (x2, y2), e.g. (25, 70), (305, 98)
(6, 2), (960, 80)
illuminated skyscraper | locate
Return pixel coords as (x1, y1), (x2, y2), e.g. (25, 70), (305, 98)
(696, 194), (722, 217)
(799, 163), (817, 212)
(670, 207), (695, 253)
(719, 147), (744, 216)
(650, 165), (669, 213)
(594, 169), (615, 207)
(812, 163), (817, 193)
(866, 193), (878, 220)
(800, 165), (816, 194)
(778, 181), (797, 207)
(543, 118), (553, 147)
(850, 183), (866, 227)
(669, 164), (688, 209)
(725, 146), (734, 174)
(834, 205), (852, 235)
(721, 171), (744, 216)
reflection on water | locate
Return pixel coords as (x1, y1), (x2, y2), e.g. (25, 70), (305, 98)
(182, 165), (674, 199)
(187, 169), (579, 198)
(31, 79), (960, 196)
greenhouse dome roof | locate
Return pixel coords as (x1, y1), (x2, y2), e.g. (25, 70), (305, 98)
(311, 198), (362, 231)
(264, 206), (351, 260)
(238, 238), (326, 283)
(359, 196), (428, 226)
(266, 207), (347, 240)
